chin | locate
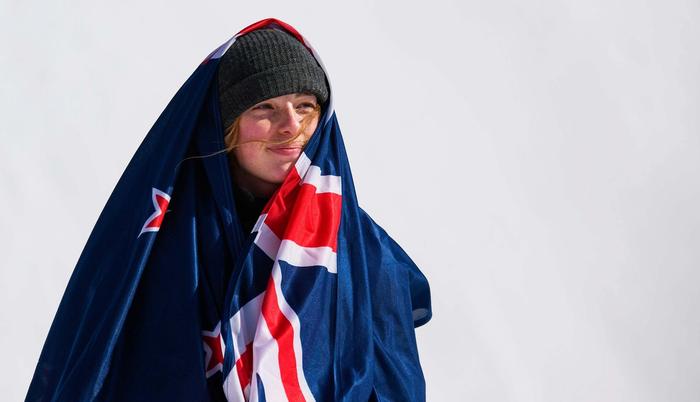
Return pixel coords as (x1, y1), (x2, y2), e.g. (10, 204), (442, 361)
(261, 171), (290, 185)
(277, 164), (296, 179)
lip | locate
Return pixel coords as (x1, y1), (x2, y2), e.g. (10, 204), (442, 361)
(268, 146), (302, 156)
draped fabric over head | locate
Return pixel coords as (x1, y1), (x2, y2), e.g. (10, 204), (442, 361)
(26, 19), (431, 402)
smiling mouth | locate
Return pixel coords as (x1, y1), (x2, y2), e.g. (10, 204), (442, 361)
(268, 146), (303, 156)
(269, 145), (302, 149)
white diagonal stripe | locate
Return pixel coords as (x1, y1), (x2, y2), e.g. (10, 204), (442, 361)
(295, 153), (342, 195)
(254, 221), (337, 274)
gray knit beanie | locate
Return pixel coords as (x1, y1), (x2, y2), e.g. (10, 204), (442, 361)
(217, 29), (329, 130)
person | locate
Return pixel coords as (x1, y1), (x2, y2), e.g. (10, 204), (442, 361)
(216, 27), (328, 234)
(26, 19), (431, 402)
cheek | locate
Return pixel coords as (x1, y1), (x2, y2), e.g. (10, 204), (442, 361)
(233, 120), (268, 166)
(305, 116), (320, 136)
(233, 144), (262, 168)
(237, 119), (270, 143)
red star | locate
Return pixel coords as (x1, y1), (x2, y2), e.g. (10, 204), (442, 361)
(139, 187), (171, 237)
(202, 322), (225, 377)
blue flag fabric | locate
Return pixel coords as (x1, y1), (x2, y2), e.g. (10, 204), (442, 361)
(26, 18), (431, 402)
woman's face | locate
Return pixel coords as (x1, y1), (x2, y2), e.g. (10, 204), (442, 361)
(229, 93), (320, 197)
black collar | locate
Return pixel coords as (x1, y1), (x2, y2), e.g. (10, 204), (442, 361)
(232, 184), (269, 234)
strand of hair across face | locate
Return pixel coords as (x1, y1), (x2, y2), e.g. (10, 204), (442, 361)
(172, 104), (320, 173)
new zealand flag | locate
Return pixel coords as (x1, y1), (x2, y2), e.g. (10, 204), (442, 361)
(26, 18), (431, 402)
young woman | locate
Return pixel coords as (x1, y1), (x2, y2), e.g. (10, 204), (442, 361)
(26, 19), (431, 402)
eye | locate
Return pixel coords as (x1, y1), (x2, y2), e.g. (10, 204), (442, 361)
(250, 102), (274, 111)
(296, 102), (317, 113)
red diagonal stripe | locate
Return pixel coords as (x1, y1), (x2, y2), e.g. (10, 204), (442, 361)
(235, 344), (254, 393)
(261, 277), (305, 402)
(264, 169), (341, 252)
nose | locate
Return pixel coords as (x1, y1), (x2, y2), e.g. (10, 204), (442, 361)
(276, 103), (302, 136)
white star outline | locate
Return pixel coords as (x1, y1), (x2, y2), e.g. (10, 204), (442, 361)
(202, 321), (226, 378)
(138, 187), (171, 237)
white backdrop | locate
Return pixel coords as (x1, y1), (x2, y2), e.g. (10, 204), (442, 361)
(2, 1), (699, 401)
